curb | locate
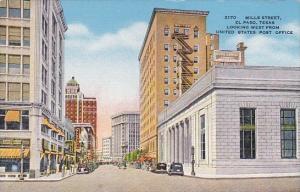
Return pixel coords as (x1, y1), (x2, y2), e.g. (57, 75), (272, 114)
(183, 174), (300, 180)
(0, 173), (76, 182)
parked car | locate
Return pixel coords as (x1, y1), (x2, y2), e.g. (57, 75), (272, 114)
(77, 164), (89, 174)
(153, 163), (167, 174)
(167, 163), (184, 176)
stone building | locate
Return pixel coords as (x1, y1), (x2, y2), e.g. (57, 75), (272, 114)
(102, 136), (112, 162)
(0, 0), (67, 178)
(158, 64), (300, 176)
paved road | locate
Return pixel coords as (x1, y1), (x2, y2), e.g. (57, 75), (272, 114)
(1, 165), (300, 192)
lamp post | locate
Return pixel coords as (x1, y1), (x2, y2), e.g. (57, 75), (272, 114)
(191, 146), (195, 176)
(19, 141), (24, 180)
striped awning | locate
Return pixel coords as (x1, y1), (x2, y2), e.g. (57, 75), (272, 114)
(0, 148), (30, 159)
(4, 110), (20, 122)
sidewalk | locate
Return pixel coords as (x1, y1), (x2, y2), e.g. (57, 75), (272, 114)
(0, 171), (76, 182)
(183, 172), (300, 179)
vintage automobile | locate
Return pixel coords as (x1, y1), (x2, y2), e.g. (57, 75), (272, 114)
(167, 162), (184, 176)
(152, 163), (167, 174)
(77, 164), (89, 174)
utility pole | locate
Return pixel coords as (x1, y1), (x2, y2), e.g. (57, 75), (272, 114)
(19, 141), (24, 180)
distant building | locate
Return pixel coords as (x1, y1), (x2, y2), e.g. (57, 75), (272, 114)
(111, 112), (140, 161)
(158, 65), (300, 176)
(102, 136), (112, 162)
(65, 76), (98, 147)
(0, 0), (67, 178)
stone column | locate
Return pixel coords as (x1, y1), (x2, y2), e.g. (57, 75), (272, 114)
(172, 127), (175, 163)
(179, 123), (183, 163)
(175, 126), (178, 163)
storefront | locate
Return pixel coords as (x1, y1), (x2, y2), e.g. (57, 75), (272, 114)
(0, 138), (30, 173)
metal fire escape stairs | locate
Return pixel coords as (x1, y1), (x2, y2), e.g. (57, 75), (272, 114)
(172, 32), (193, 95)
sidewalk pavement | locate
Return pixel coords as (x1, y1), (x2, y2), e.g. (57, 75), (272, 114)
(183, 172), (300, 179)
(0, 171), (76, 182)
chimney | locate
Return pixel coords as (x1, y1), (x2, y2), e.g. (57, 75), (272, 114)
(237, 42), (247, 65)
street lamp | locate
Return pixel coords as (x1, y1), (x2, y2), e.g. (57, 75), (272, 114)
(191, 146), (195, 176)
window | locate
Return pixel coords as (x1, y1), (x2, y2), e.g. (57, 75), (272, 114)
(52, 14), (57, 36)
(174, 27), (179, 33)
(51, 80), (55, 98)
(8, 27), (21, 46)
(194, 45), (199, 52)
(0, 110), (4, 129)
(41, 90), (47, 105)
(200, 114), (205, 159)
(173, 44), (177, 51)
(0, 26), (6, 45)
(51, 101), (55, 114)
(164, 77), (168, 85)
(164, 66), (168, 73)
(0, 54), (6, 73)
(23, 0), (30, 18)
(164, 44), (169, 51)
(23, 27), (30, 46)
(164, 28), (169, 36)
(173, 67), (177, 73)
(240, 108), (256, 159)
(0, 82), (5, 101)
(22, 55), (29, 75)
(42, 65), (48, 87)
(184, 28), (189, 35)
(194, 67), (199, 74)
(281, 109), (296, 159)
(8, 82), (20, 101)
(194, 28), (199, 38)
(51, 58), (56, 77)
(164, 55), (169, 62)
(173, 78), (177, 84)
(0, 0), (7, 17)
(21, 110), (29, 130)
(164, 100), (169, 107)
(8, 55), (20, 74)
(8, 0), (21, 18)
(22, 83), (29, 101)
(193, 57), (199, 63)
(173, 56), (177, 62)
(173, 89), (177, 96)
(164, 88), (169, 96)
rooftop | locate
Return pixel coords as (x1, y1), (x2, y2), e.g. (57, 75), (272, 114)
(138, 8), (209, 60)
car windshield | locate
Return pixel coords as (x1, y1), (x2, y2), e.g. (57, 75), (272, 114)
(174, 164), (182, 168)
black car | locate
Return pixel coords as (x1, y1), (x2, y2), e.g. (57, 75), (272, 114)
(77, 164), (89, 174)
(168, 163), (184, 176)
(153, 163), (167, 174)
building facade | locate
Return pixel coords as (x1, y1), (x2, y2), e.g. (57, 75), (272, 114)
(0, 0), (67, 178)
(65, 76), (98, 147)
(73, 123), (96, 163)
(111, 112), (140, 161)
(102, 136), (112, 162)
(158, 65), (300, 176)
(139, 8), (219, 161)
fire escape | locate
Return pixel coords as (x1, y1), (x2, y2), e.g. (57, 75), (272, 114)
(172, 32), (193, 94)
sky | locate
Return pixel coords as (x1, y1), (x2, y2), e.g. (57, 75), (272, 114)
(61, 0), (300, 148)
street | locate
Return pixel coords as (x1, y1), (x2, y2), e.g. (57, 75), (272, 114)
(0, 165), (300, 192)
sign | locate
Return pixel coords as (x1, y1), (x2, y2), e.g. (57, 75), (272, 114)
(75, 127), (80, 150)
(0, 138), (30, 147)
(213, 50), (242, 63)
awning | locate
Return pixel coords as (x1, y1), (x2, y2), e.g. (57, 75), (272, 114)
(4, 110), (20, 122)
(42, 118), (60, 133)
(0, 148), (30, 159)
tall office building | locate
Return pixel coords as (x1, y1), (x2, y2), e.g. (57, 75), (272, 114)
(0, 0), (67, 178)
(111, 112), (140, 161)
(102, 136), (112, 162)
(139, 8), (219, 161)
(65, 76), (98, 147)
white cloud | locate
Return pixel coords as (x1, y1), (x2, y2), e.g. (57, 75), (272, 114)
(65, 22), (147, 144)
(66, 22), (147, 52)
(282, 21), (300, 37)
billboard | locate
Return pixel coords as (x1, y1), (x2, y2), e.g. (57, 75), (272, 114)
(213, 50), (242, 63)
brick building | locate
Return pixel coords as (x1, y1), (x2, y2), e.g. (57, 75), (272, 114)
(65, 77), (97, 147)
